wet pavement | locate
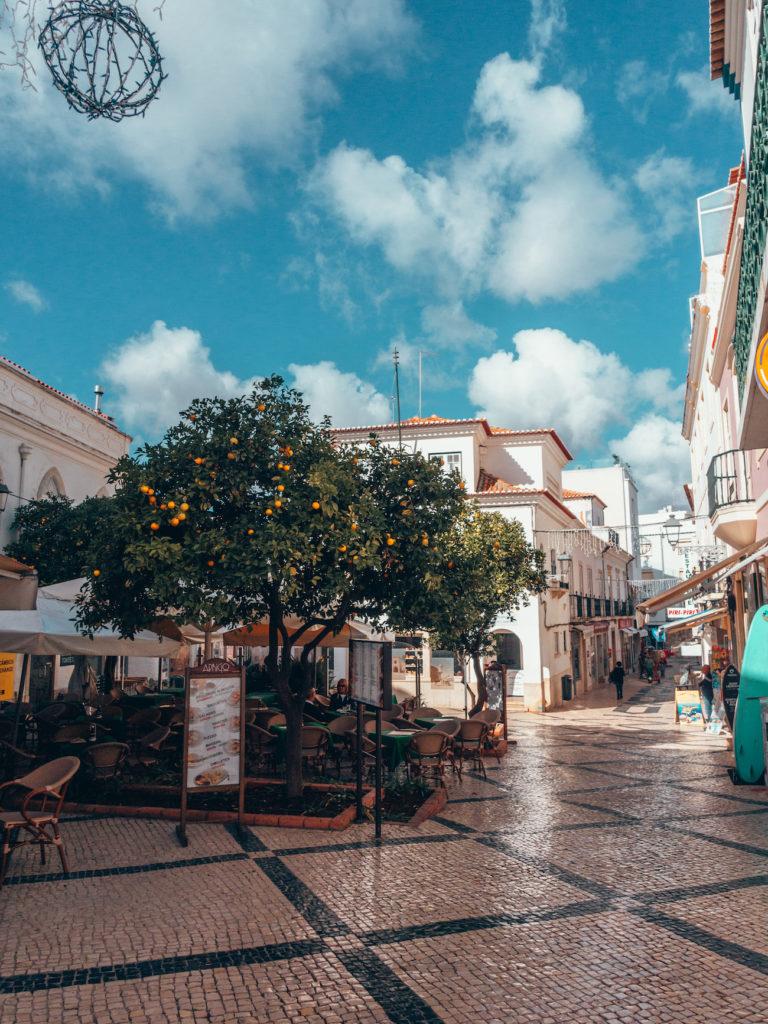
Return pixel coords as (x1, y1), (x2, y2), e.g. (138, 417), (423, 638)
(0, 673), (763, 1023)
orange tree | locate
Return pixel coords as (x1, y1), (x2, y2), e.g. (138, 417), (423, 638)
(421, 507), (547, 715)
(75, 377), (465, 795)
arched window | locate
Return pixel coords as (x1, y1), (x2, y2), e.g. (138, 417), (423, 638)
(37, 469), (66, 498)
(496, 632), (522, 670)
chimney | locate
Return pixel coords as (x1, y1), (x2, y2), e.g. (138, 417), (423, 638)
(93, 385), (104, 414)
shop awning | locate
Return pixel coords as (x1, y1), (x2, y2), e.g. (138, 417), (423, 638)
(661, 606), (728, 634)
(636, 538), (765, 614)
(620, 627), (638, 635)
(714, 541), (768, 582)
(224, 619), (369, 648)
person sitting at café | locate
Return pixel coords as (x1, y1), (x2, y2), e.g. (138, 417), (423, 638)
(329, 678), (354, 712)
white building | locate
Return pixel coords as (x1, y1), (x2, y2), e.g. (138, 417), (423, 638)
(562, 461), (640, 564)
(638, 507), (701, 580)
(333, 415), (635, 712)
(0, 358), (130, 550)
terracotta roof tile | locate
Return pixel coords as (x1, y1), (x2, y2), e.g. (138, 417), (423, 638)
(562, 489), (607, 506)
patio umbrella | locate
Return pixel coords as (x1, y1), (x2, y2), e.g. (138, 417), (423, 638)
(224, 618), (369, 648)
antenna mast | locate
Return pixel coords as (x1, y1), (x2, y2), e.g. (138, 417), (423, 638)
(393, 347), (402, 448)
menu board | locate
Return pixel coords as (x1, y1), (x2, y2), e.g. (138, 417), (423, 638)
(185, 672), (242, 790)
(349, 639), (392, 708)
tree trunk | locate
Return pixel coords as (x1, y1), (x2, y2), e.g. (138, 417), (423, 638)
(203, 629), (213, 661)
(469, 652), (487, 717)
(284, 693), (305, 798)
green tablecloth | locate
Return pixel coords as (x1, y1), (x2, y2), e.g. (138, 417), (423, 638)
(246, 690), (281, 707)
(381, 729), (417, 769)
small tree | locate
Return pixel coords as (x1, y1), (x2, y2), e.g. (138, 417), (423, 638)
(5, 495), (115, 586)
(76, 377), (464, 795)
(424, 507), (547, 715)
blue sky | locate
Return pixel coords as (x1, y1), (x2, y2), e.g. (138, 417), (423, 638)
(0, 0), (742, 508)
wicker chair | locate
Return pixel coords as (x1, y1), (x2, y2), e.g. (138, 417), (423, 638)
(346, 731), (376, 783)
(406, 731), (449, 787)
(325, 715), (357, 776)
(0, 756), (80, 884)
(127, 726), (171, 770)
(83, 742), (129, 787)
(455, 720), (488, 779)
(471, 710), (501, 725)
(300, 726), (329, 775)
(245, 724), (277, 775)
(126, 707), (162, 742)
(415, 707), (442, 719)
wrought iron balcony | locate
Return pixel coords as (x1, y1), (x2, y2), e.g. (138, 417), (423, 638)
(707, 449), (753, 516)
(570, 594), (628, 621)
(734, 2), (768, 396)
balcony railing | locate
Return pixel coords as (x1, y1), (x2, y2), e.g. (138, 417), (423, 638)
(707, 449), (753, 517)
(734, 2), (768, 396)
(570, 594), (631, 621)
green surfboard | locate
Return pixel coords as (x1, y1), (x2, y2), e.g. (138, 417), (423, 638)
(733, 604), (768, 784)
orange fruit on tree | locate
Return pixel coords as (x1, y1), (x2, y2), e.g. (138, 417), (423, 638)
(265, 508), (273, 516)
(391, 458), (399, 465)
(283, 464), (291, 471)
(407, 479), (415, 487)
(167, 501), (176, 509)
(180, 502), (189, 512)
(139, 484), (149, 494)
(247, 528), (255, 536)
(351, 522), (358, 531)
(207, 560), (215, 567)
(339, 544), (347, 553)
(194, 457), (204, 465)
(188, 413), (197, 422)
(147, 488), (155, 496)
(92, 568), (101, 577)
(277, 484), (285, 492)
(150, 522), (160, 531)
(257, 403), (266, 412)
(422, 538), (429, 546)
(386, 537), (395, 546)
(312, 501), (320, 510)
(277, 462), (284, 470)
(274, 499), (282, 508)
(227, 452), (237, 460)
(230, 437), (238, 445)
(149, 496), (157, 505)
(289, 566), (297, 576)
(177, 513), (186, 522)
(170, 517), (180, 527)
(160, 503), (167, 510)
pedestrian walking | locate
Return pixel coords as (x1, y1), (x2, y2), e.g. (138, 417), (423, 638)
(609, 660), (625, 701)
(659, 655), (666, 680)
(699, 665), (715, 722)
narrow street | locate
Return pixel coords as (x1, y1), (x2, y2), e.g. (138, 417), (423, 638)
(0, 676), (763, 1024)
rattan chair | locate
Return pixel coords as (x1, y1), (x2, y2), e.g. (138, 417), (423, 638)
(455, 720), (488, 779)
(127, 726), (171, 770)
(83, 742), (129, 786)
(245, 724), (277, 775)
(300, 726), (329, 775)
(471, 709), (501, 725)
(0, 756), (80, 884)
(406, 731), (449, 787)
(415, 707), (442, 719)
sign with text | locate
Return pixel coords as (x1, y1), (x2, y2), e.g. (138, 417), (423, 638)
(0, 653), (14, 701)
(722, 664), (741, 730)
(178, 658), (245, 846)
(349, 639), (392, 708)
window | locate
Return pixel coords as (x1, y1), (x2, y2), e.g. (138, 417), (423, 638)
(550, 549), (557, 576)
(587, 568), (593, 595)
(554, 632), (559, 655)
(563, 631), (567, 652)
(497, 633), (522, 670)
(430, 452), (462, 476)
(579, 565), (584, 594)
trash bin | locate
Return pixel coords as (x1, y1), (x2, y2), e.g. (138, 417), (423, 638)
(561, 674), (573, 701)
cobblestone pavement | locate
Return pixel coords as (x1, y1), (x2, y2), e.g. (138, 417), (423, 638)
(1, 674), (765, 1023)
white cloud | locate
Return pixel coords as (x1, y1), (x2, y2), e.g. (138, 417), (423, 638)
(616, 60), (668, 123)
(468, 328), (632, 449)
(611, 414), (690, 512)
(311, 54), (642, 304)
(0, 1), (415, 219)
(634, 151), (700, 242)
(420, 302), (496, 348)
(101, 320), (256, 434)
(634, 367), (685, 416)
(288, 360), (390, 425)
(528, 0), (567, 56)
(677, 69), (738, 117)
(5, 278), (46, 311)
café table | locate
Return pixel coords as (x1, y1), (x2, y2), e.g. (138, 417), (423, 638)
(414, 716), (458, 730)
(380, 729), (417, 770)
(246, 690), (281, 708)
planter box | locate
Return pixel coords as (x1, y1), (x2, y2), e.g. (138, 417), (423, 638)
(408, 786), (447, 826)
(64, 778), (376, 831)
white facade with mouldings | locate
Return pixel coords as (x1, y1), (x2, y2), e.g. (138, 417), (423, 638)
(0, 358), (131, 551)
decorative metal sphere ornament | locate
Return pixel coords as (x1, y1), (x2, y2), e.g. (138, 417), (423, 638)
(38, 1), (166, 121)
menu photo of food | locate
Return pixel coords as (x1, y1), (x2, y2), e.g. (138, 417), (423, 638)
(185, 673), (243, 790)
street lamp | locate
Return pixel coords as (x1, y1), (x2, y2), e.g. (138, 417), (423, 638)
(0, 483), (9, 514)
(662, 515), (681, 548)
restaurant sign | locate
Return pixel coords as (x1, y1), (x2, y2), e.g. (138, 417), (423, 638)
(178, 657), (245, 846)
(722, 664), (740, 730)
(0, 653), (15, 701)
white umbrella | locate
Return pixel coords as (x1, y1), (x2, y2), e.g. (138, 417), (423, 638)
(0, 593), (180, 656)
